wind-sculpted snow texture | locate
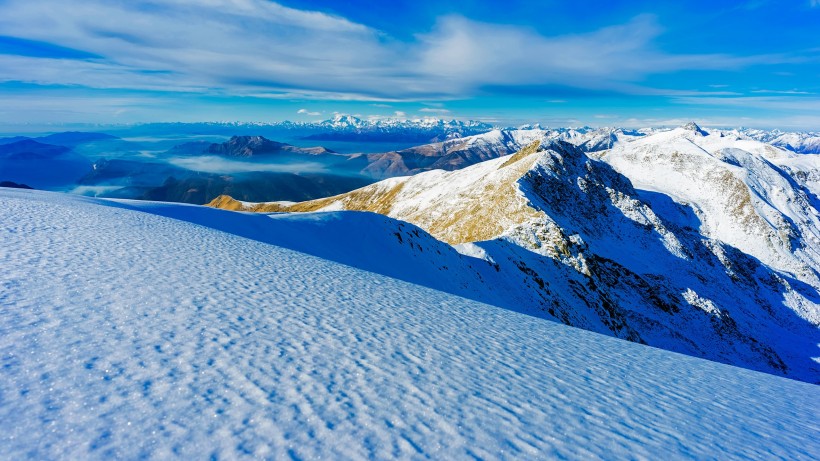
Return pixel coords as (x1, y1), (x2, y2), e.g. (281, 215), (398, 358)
(212, 126), (820, 382)
(1, 189), (818, 459)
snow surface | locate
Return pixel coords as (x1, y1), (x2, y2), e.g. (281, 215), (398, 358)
(1, 188), (819, 459)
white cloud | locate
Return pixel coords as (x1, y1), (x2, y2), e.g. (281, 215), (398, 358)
(0, 0), (392, 96)
(419, 108), (450, 114)
(413, 15), (781, 93)
(0, 90), (181, 124)
(394, 111), (407, 118)
(0, 1), (799, 102)
(297, 108), (322, 116)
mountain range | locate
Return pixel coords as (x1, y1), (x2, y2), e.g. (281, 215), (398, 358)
(3, 119), (820, 204)
(210, 123), (820, 383)
(84, 115), (495, 145)
(35, 116), (820, 153)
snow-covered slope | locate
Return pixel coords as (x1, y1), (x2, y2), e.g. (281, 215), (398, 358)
(211, 133), (820, 382)
(1, 188), (818, 459)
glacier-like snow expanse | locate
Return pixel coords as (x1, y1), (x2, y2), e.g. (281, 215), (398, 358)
(1, 188), (818, 459)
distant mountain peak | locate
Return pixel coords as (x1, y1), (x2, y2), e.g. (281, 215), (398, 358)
(0, 180), (34, 189)
(206, 135), (287, 157)
(681, 121), (708, 136)
(198, 135), (334, 158)
(330, 114), (362, 123)
(0, 138), (71, 155)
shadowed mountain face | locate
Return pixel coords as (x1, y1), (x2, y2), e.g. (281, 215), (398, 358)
(207, 135), (284, 157)
(210, 130), (820, 383)
(205, 135), (336, 158)
(0, 181), (33, 189)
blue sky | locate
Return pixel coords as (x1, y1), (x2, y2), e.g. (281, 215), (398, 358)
(0, 0), (818, 129)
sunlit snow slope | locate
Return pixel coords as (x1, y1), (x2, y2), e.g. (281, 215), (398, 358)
(1, 188), (818, 459)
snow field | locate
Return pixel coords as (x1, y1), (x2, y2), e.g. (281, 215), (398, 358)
(0, 189), (818, 459)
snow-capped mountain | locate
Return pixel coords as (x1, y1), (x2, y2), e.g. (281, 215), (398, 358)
(315, 114), (491, 132)
(45, 120), (819, 154)
(2, 188), (818, 458)
(603, 123), (820, 287)
(301, 114), (495, 143)
(333, 122), (819, 180)
(344, 126), (649, 178)
(211, 125), (820, 383)
(735, 128), (820, 154)
(82, 117), (496, 145)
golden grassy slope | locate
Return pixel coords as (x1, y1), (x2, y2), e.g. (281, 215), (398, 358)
(208, 141), (546, 245)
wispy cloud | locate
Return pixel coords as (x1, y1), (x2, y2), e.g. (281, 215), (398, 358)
(413, 15), (790, 94)
(419, 108), (450, 114)
(0, 89), (174, 121)
(168, 156), (328, 174)
(0, 0), (391, 96)
(751, 89), (814, 94)
(297, 108), (322, 116)
(0, 1), (793, 101)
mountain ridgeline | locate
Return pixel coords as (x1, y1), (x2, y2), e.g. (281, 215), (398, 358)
(210, 124), (820, 383)
(3, 120), (820, 204)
